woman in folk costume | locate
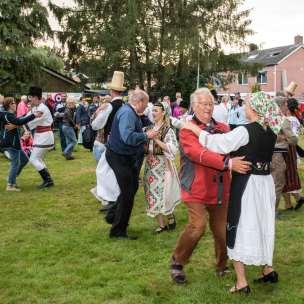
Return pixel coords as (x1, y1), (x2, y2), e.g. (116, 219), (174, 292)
(282, 98), (304, 210)
(143, 102), (180, 233)
(182, 92), (283, 294)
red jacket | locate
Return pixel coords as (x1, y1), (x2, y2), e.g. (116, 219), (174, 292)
(179, 119), (231, 205)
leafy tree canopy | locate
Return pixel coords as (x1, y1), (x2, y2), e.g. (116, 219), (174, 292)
(51, 0), (254, 99)
(0, 0), (63, 94)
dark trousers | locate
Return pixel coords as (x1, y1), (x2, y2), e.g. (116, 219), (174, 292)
(105, 149), (139, 237)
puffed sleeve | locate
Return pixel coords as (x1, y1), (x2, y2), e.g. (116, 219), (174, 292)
(163, 128), (179, 160)
(198, 126), (249, 154)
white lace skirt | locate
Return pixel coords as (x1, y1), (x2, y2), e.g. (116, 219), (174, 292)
(228, 175), (276, 266)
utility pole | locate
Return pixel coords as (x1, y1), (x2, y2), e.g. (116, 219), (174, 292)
(196, 34), (200, 89)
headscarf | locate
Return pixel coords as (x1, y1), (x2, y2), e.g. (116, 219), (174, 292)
(250, 92), (283, 135)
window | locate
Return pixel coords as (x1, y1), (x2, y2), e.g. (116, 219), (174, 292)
(238, 73), (248, 85)
(248, 54), (258, 60)
(270, 52), (281, 57)
(257, 71), (267, 84)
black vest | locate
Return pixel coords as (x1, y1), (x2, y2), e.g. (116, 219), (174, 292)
(104, 98), (124, 140)
(231, 122), (277, 165)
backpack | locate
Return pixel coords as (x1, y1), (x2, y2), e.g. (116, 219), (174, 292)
(82, 124), (96, 150)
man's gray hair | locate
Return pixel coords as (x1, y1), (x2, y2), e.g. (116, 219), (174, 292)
(273, 96), (286, 107)
(190, 87), (214, 105)
(129, 89), (149, 104)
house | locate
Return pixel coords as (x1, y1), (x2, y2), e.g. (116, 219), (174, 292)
(36, 67), (90, 92)
(218, 35), (304, 98)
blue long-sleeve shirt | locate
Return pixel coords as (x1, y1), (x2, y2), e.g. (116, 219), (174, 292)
(228, 105), (247, 125)
(107, 104), (147, 155)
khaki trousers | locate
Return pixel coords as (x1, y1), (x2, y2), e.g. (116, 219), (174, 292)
(173, 202), (228, 271)
(270, 153), (287, 209)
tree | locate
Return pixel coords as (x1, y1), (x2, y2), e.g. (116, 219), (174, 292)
(0, 0), (53, 94)
(50, 0), (253, 100)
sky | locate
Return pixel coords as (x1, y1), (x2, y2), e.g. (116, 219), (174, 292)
(241, 0), (304, 49)
(42, 0), (304, 51)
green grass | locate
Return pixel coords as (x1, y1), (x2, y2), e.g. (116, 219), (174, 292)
(0, 141), (303, 304)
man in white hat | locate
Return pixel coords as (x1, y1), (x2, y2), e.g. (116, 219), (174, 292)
(284, 81), (298, 98)
(92, 71), (126, 149)
(91, 71), (127, 211)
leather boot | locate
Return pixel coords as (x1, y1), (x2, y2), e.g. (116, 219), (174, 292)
(38, 168), (54, 189)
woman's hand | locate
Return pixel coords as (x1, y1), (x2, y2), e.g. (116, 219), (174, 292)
(5, 123), (17, 131)
(181, 121), (201, 136)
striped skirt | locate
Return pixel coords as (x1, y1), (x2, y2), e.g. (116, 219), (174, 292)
(283, 145), (301, 193)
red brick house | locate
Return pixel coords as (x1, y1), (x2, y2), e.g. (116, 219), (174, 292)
(218, 35), (304, 98)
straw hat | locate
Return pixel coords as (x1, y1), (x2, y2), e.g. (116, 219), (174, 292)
(284, 81), (298, 96)
(107, 71), (126, 92)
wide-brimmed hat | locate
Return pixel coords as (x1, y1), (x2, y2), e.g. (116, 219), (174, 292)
(107, 71), (126, 92)
(28, 86), (42, 99)
(284, 81), (298, 96)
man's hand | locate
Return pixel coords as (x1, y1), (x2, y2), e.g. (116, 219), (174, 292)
(146, 129), (158, 139)
(231, 156), (251, 174)
(34, 111), (43, 118)
(5, 123), (17, 131)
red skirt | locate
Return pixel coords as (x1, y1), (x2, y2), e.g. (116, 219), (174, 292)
(283, 145), (301, 192)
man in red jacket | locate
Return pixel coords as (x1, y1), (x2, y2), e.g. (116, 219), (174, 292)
(170, 88), (250, 284)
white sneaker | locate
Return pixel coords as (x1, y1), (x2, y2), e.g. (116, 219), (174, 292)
(6, 185), (21, 192)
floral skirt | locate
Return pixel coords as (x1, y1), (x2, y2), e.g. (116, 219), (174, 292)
(143, 154), (180, 217)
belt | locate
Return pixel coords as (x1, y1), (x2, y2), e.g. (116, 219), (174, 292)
(273, 147), (288, 153)
(36, 126), (52, 133)
(250, 161), (270, 175)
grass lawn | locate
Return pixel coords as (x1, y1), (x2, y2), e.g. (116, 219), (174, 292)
(0, 142), (303, 304)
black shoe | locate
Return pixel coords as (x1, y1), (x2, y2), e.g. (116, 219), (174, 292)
(216, 266), (231, 277)
(38, 168), (54, 189)
(109, 234), (138, 240)
(295, 198), (304, 210)
(99, 202), (116, 213)
(65, 155), (74, 160)
(254, 271), (279, 283)
(167, 214), (176, 230)
(38, 180), (54, 189)
(230, 284), (251, 294)
(154, 226), (168, 234)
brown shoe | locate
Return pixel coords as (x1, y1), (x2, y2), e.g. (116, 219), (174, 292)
(170, 256), (187, 284)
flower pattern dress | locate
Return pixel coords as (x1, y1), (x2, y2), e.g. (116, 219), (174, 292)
(143, 127), (180, 217)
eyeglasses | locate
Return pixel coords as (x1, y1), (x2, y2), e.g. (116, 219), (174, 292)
(194, 101), (214, 107)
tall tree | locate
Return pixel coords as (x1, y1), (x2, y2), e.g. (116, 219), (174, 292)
(50, 0), (253, 99)
(0, 0), (53, 94)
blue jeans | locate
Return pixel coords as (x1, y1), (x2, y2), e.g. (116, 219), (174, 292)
(5, 148), (28, 185)
(62, 125), (77, 156)
(58, 122), (67, 152)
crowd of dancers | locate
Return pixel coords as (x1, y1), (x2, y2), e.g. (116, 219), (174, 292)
(1, 71), (303, 294)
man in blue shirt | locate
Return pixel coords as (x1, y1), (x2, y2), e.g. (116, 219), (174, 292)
(105, 89), (158, 240)
(228, 93), (247, 129)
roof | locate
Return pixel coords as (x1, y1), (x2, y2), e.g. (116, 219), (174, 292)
(41, 66), (90, 89)
(241, 44), (303, 66)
